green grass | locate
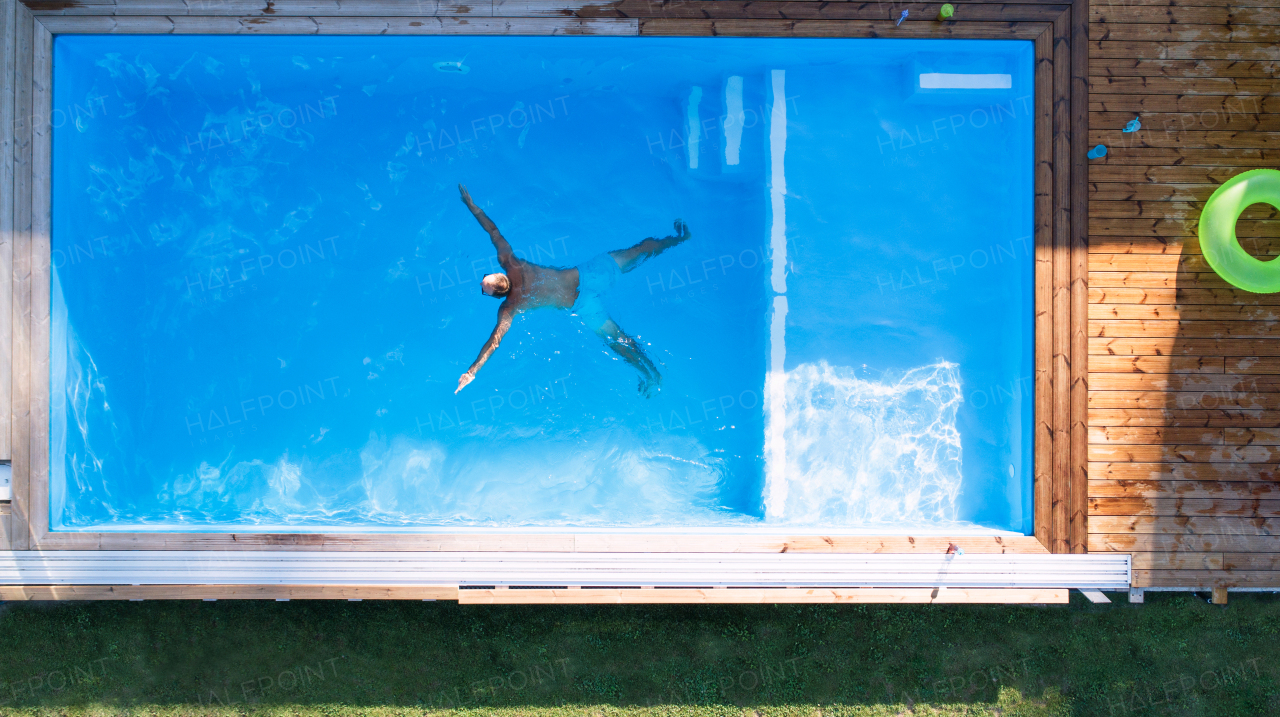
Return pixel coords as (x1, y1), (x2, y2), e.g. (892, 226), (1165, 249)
(0, 592), (1276, 716)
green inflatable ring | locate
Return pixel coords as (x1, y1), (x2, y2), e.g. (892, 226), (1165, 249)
(1199, 168), (1280, 293)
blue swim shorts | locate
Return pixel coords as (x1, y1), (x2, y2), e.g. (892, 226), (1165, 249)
(571, 252), (621, 328)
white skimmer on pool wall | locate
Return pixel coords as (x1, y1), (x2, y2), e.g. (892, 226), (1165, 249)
(49, 38), (1033, 534)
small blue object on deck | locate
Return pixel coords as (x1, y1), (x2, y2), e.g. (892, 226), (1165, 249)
(1122, 116), (1141, 132)
(1087, 144), (1107, 159)
(897, 9), (909, 25)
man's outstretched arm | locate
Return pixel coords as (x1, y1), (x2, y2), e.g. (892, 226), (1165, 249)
(456, 301), (515, 393)
(458, 184), (515, 267)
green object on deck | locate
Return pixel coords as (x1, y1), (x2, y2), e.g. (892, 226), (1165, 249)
(938, 3), (955, 20)
(1199, 168), (1280, 293)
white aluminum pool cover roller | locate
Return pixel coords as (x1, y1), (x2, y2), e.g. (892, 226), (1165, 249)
(0, 551), (1130, 589)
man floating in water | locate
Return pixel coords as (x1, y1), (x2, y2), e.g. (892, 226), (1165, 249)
(455, 184), (691, 397)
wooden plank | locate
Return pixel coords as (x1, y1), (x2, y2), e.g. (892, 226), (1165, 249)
(35, 533), (577, 551)
(457, 587), (1071, 605)
(21, 532), (1051, 554)
(35, 15), (639, 34)
(637, 18), (1051, 38)
(28, 16), (48, 543)
(29, 0), (492, 15)
(1089, 444), (1280, 463)
(8, 0), (29, 550)
(1091, 96), (1278, 114)
(0, 0), (12, 463)
(1089, 480), (1280, 499)
(1128, 551), (1223, 570)
(1091, 239), (1280, 261)
(14, 0), (615, 17)
(1089, 426), (1227, 444)
(1088, 356), (1225, 373)
(1093, 271), (1280, 292)
(1091, 533), (1280, 552)
(1091, 498), (1280, 517)
(1051, 11), (1072, 554)
(1228, 357), (1280, 374)
(1091, 131), (1280, 149)
(571, 534), (1051, 554)
(1091, 6), (1280, 24)
(1092, 111), (1280, 132)
(1091, 305), (1280, 321)
(1089, 409), (1280, 427)
(1090, 0), (1280, 8)
(1090, 320), (1280, 338)
(1088, 254), (1191, 272)
(1092, 202), (1277, 221)
(1092, 515), (1280, 534)
(1089, 272), (1229, 289)
(1091, 391), (1280, 410)
(1091, 0), (1280, 6)
(1069, 0), (1089, 555)
(1090, 40), (1280, 61)
(1134, 570), (1280, 588)
(1091, 226), (1274, 245)
(1222, 553), (1280, 570)
(1090, 337), (1280, 357)
(1088, 287), (1280, 305)
(1089, 148), (1280, 167)
(1092, 498), (1280, 517)
(1090, 371), (1280, 389)
(591, 2), (1072, 21)
(1089, 22), (1280, 43)
(1090, 165), (1278, 184)
(0, 584), (460, 600)
(1034, 22), (1054, 553)
(1090, 76), (1280, 95)
(1090, 184), (1221, 202)
(1088, 237), (1280, 257)
(1197, 427), (1277, 443)
(1089, 217), (1272, 236)
(1091, 464), (1279, 482)
(1090, 58), (1280, 78)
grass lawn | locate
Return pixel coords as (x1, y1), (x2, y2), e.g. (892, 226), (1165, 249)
(0, 592), (1275, 716)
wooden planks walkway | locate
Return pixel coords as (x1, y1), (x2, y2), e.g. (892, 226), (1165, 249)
(1087, 0), (1280, 590)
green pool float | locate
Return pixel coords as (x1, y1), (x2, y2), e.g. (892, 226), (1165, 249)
(1199, 168), (1280, 293)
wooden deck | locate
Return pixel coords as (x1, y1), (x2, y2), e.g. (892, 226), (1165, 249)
(1087, 0), (1280, 591)
(0, 0), (1276, 599)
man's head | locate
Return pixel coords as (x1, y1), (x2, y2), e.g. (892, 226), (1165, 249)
(481, 273), (510, 297)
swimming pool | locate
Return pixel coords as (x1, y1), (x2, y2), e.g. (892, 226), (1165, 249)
(50, 36), (1034, 534)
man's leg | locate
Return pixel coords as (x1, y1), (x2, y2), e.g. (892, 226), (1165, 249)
(594, 317), (662, 396)
(608, 219), (691, 274)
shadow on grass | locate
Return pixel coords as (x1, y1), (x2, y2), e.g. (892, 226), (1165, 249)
(1, 591), (1277, 715)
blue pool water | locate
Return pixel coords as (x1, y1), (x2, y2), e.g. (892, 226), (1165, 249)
(51, 36), (1034, 533)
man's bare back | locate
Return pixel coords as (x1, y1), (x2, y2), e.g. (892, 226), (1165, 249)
(455, 184), (691, 396)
